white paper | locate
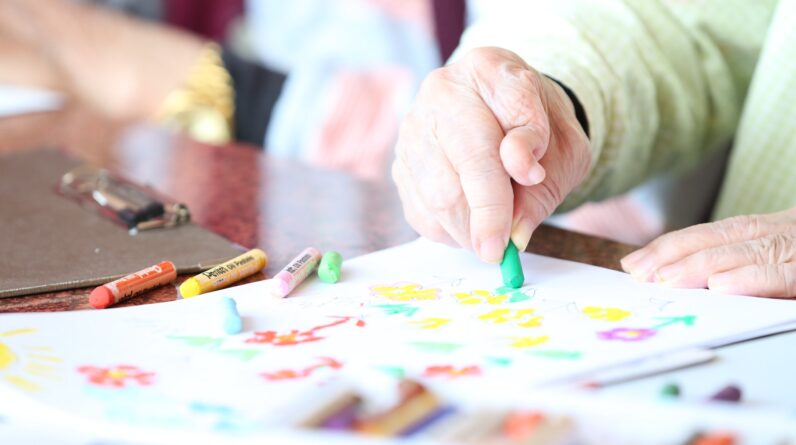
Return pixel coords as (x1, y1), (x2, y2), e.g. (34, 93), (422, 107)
(2, 238), (795, 440)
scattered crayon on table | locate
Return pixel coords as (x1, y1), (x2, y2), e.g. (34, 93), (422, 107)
(500, 241), (524, 289)
(318, 251), (343, 283)
(297, 389), (361, 429)
(709, 384), (742, 403)
(661, 382), (681, 398)
(180, 248), (268, 298)
(356, 380), (441, 437)
(218, 296), (242, 335)
(90, 260), (177, 309)
(270, 247), (322, 298)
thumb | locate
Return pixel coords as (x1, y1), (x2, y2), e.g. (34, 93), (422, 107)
(509, 126), (591, 251)
(500, 125), (549, 187)
(463, 49), (552, 188)
(493, 77), (551, 187)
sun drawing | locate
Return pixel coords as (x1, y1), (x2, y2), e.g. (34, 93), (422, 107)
(0, 328), (62, 392)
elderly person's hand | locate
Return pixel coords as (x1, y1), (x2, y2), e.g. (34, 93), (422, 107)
(393, 47), (591, 263)
(621, 208), (796, 298)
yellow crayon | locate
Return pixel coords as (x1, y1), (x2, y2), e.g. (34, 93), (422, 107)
(180, 248), (268, 298)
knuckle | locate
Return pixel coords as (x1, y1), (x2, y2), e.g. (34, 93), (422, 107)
(419, 67), (453, 96)
(717, 214), (765, 242)
(758, 234), (794, 264)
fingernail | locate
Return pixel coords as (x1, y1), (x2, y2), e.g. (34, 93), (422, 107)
(623, 255), (659, 280)
(477, 236), (506, 264)
(707, 274), (733, 293)
(527, 164), (546, 184)
(510, 218), (533, 252)
(620, 249), (647, 271)
(655, 263), (682, 284)
(630, 268), (656, 283)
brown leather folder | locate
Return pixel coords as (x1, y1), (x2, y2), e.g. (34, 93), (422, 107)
(0, 149), (242, 298)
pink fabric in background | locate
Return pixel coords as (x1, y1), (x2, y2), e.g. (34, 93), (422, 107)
(309, 68), (412, 180)
(553, 197), (662, 246)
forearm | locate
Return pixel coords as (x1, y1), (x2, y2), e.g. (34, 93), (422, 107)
(1, 0), (205, 120)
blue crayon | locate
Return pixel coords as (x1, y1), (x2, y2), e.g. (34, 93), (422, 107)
(219, 296), (242, 334)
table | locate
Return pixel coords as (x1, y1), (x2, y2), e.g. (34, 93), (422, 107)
(0, 106), (635, 313)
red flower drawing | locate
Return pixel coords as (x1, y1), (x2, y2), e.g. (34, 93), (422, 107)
(245, 316), (353, 346)
(77, 365), (155, 388)
(261, 357), (343, 381)
(423, 365), (481, 379)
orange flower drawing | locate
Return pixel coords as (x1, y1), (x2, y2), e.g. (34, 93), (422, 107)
(77, 365), (155, 388)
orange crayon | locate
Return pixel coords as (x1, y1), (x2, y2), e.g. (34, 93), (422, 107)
(90, 261), (177, 309)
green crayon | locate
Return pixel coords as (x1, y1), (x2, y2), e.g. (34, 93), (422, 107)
(500, 241), (524, 289)
(660, 382), (680, 398)
(318, 251), (343, 283)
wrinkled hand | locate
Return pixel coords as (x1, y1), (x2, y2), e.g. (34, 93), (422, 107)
(621, 208), (796, 298)
(393, 47), (591, 263)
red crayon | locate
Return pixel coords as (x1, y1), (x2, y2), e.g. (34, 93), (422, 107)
(90, 261), (177, 309)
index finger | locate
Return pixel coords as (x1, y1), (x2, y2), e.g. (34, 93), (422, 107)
(440, 103), (513, 264)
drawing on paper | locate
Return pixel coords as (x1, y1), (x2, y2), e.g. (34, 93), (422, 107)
(0, 328), (61, 392)
(261, 357), (343, 381)
(510, 336), (551, 349)
(168, 336), (263, 362)
(374, 303), (419, 317)
(453, 289), (508, 305)
(246, 316), (355, 346)
(370, 283), (440, 301)
(597, 328), (657, 342)
(582, 306), (631, 322)
(653, 315), (697, 329)
(77, 365), (155, 388)
(423, 365), (481, 379)
(411, 317), (451, 329)
(529, 350), (584, 360)
(0, 238), (793, 437)
(479, 308), (543, 328)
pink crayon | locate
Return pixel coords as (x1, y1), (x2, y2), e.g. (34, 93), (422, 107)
(270, 247), (322, 298)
